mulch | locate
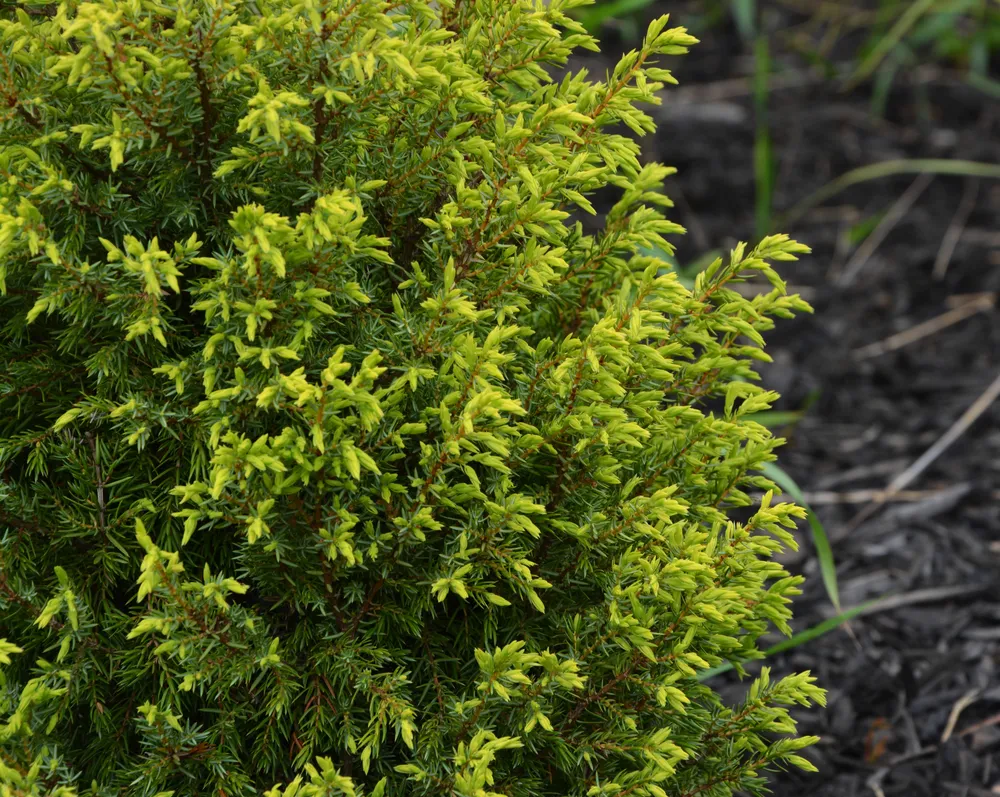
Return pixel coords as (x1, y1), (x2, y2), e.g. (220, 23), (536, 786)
(579, 3), (1000, 795)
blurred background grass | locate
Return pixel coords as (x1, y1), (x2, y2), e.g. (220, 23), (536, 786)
(579, 0), (999, 95)
(578, 0), (1000, 243)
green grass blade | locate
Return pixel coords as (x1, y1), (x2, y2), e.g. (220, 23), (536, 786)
(730, 0), (756, 41)
(847, 212), (886, 246)
(753, 34), (773, 240)
(846, 0), (938, 88)
(968, 72), (1000, 100)
(969, 34), (990, 76)
(780, 159), (1000, 228)
(697, 598), (881, 681)
(759, 461), (840, 612)
(870, 54), (902, 118)
(743, 410), (803, 428)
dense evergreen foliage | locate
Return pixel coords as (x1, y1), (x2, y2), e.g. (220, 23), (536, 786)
(0, 1), (824, 795)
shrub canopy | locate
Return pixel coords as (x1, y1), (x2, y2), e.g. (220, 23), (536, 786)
(0, 1), (823, 796)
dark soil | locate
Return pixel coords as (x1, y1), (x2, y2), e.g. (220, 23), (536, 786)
(582, 3), (1000, 795)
